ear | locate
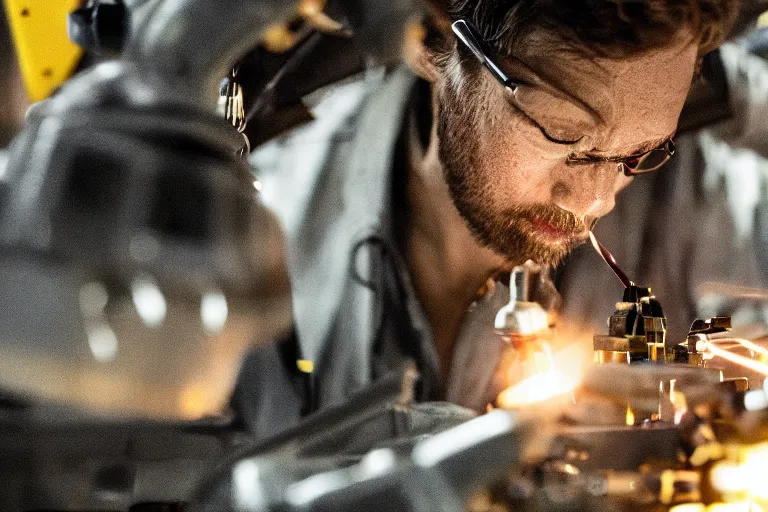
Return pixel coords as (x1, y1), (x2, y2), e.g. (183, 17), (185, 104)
(403, 21), (441, 83)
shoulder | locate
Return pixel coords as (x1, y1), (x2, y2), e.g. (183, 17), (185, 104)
(251, 66), (416, 234)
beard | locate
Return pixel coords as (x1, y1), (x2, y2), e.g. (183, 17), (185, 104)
(436, 81), (591, 267)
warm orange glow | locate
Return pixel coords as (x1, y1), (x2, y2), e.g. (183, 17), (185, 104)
(496, 369), (576, 409)
(704, 341), (768, 377)
(707, 504), (765, 512)
(626, 405), (635, 426)
(670, 389), (689, 425)
(494, 330), (588, 410)
(709, 443), (768, 509)
(179, 385), (214, 420)
(671, 505), (765, 512)
(669, 505), (705, 512)
(729, 338), (768, 360)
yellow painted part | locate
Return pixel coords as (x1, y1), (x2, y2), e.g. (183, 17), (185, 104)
(4, 0), (84, 101)
(759, 11), (768, 29)
(296, 360), (314, 374)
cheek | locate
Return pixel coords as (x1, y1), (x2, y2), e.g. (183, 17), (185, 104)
(614, 172), (633, 194)
(474, 117), (562, 206)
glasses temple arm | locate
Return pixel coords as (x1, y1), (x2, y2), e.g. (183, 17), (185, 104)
(451, 20), (519, 93)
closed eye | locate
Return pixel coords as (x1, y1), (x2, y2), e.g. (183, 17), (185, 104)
(504, 95), (583, 146)
(537, 127), (583, 145)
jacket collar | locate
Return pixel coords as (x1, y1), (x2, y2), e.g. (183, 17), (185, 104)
(257, 66), (419, 365)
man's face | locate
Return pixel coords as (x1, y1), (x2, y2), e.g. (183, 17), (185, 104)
(436, 30), (698, 265)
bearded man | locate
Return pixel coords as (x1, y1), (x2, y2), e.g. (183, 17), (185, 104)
(234, 0), (740, 436)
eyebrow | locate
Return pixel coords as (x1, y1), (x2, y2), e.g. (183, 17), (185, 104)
(499, 56), (676, 159)
(502, 55), (604, 124)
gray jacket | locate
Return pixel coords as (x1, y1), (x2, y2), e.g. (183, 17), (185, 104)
(233, 66), (516, 437)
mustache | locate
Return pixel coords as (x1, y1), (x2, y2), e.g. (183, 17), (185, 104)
(508, 204), (596, 234)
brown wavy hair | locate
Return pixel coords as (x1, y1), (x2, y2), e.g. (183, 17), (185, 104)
(424, 0), (740, 59)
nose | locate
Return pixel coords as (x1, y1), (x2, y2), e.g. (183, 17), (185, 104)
(550, 161), (620, 219)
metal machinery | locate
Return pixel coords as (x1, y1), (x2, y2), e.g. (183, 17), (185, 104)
(183, 258), (768, 511)
(0, 1), (767, 511)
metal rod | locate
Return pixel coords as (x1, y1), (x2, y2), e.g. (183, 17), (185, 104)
(588, 231), (634, 288)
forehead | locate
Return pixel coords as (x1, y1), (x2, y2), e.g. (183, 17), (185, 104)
(503, 29), (699, 144)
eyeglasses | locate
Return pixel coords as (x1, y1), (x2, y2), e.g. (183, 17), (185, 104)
(451, 19), (676, 177)
(566, 139), (676, 176)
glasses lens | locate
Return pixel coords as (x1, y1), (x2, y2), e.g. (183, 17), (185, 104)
(665, 139), (676, 155)
(624, 156), (640, 170)
(632, 148), (672, 173)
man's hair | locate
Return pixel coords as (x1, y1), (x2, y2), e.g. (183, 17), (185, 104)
(424, 0), (740, 59)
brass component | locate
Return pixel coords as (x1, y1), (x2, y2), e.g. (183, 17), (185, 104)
(709, 317), (732, 330)
(721, 377), (750, 393)
(690, 442), (724, 467)
(689, 352), (705, 368)
(659, 470), (701, 505)
(659, 469), (676, 505)
(647, 342), (665, 362)
(593, 335), (647, 363)
(262, 0), (350, 54)
(645, 315), (669, 362)
(593, 335), (647, 353)
(594, 350), (630, 364)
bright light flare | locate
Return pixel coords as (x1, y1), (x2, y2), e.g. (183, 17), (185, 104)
(201, 291), (228, 334)
(669, 505), (705, 512)
(707, 504), (764, 512)
(626, 405), (635, 426)
(729, 338), (768, 359)
(496, 337), (592, 410)
(86, 321), (118, 363)
(131, 274), (167, 327)
(710, 443), (768, 506)
(703, 340), (768, 377)
(496, 369), (576, 409)
(493, 335), (588, 410)
(670, 502), (766, 511)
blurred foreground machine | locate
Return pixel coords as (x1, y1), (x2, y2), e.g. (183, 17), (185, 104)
(185, 258), (768, 512)
(0, 0), (767, 511)
(0, 0), (417, 509)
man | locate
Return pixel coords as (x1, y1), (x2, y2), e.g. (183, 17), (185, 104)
(560, 26), (768, 347)
(234, 0), (740, 436)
